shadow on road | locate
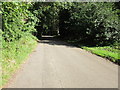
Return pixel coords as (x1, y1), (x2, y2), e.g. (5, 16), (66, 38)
(38, 36), (76, 48)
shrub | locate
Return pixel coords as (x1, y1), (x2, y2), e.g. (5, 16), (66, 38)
(59, 2), (119, 46)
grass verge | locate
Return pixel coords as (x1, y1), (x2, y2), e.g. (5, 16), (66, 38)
(65, 39), (120, 65)
(1, 36), (37, 87)
(82, 46), (120, 64)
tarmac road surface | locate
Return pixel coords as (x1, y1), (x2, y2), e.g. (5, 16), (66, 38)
(7, 36), (118, 88)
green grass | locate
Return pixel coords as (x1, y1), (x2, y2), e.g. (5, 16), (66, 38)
(82, 46), (120, 63)
(1, 36), (37, 87)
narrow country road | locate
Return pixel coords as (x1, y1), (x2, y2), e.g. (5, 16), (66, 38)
(7, 36), (118, 88)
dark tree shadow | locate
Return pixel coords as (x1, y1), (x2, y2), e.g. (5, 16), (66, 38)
(38, 35), (77, 48)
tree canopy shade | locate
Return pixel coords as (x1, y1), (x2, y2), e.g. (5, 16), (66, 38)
(33, 2), (119, 46)
(58, 2), (119, 46)
(1, 2), (119, 45)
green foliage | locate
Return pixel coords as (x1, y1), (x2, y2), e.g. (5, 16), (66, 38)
(2, 2), (37, 42)
(31, 2), (60, 38)
(31, 2), (119, 46)
(59, 2), (119, 46)
(2, 36), (37, 86)
(1, 2), (38, 87)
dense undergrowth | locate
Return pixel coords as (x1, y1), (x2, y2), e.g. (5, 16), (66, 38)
(59, 2), (119, 46)
(1, 36), (37, 87)
(1, 2), (38, 87)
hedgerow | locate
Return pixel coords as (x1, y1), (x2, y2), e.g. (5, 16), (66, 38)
(1, 2), (38, 87)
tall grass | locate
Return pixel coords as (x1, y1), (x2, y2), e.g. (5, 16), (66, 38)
(1, 36), (37, 87)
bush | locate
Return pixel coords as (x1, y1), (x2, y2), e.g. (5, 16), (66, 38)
(2, 2), (38, 42)
(1, 2), (38, 87)
(59, 2), (119, 46)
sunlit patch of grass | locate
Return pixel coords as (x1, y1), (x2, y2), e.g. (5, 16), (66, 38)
(1, 36), (37, 87)
(82, 46), (120, 63)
